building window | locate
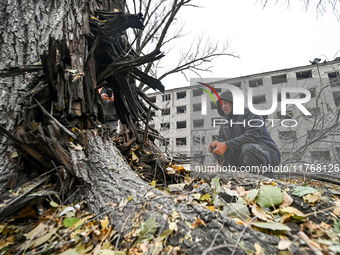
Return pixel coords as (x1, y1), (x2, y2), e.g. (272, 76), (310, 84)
(193, 88), (203, 97)
(193, 135), (205, 145)
(162, 138), (170, 146)
(210, 101), (217, 110)
(193, 119), (204, 128)
(277, 92), (290, 102)
(307, 107), (320, 118)
(176, 137), (187, 146)
(271, 74), (287, 84)
(177, 106), (186, 114)
(252, 95), (266, 104)
(310, 151), (330, 162)
(328, 72), (340, 87)
(193, 103), (202, 112)
(230, 82), (241, 87)
(177, 91), (187, 99)
(210, 86), (222, 93)
(160, 123), (170, 130)
(249, 78), (263, 87)
(176, 121), (186, 129)
(162, 108), (170, 116)
(307, 129), (320, 140)
(333, 92), (340, 107)
(149, 96), (156, 103)
(276, 110), (293, 119)
(296, 70), (312, 80)
(162, 94), (171, 101)
(279, 131), (296, 141)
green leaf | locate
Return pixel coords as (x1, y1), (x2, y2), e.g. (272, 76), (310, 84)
(137, 217), (158, 243)
(157, 229), (173, 242)
(11, 151), (18, 158)
(252, 222), (291, 231)
(151, 180), (156, 187)
(211, 176), (222, 193)
(50, 201), (59, 207)
(63, 217), (80, 228)
(167, 183), (186, 192)
(292, 186), (318, 197)
(256, 185), (283, 208)
(221, 203), (250, 220)
(200, 193), (211, 201)
(128, 194), (133, 201)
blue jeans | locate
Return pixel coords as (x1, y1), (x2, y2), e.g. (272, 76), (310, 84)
(221, 143), (280, 177)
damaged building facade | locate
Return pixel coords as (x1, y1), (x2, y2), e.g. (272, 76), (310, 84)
(148, 59), (340, 165)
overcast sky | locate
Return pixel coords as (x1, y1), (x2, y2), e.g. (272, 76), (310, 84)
(159, 1), (340, 90)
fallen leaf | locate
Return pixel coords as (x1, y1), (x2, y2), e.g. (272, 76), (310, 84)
(278, 240), (292, 250)
(292, 186), (318, 197)
(254, 243), (265, 255)
(252, 222), (291, 231)
(243, 189), (259, 203)
(137, 217), (158, 243)
(256, 185), (283, 208)
(100, 216), (110, 229)
(251, 204), (273, 222)
(192, 218), (206, 229)
(168, 183), (186, 192)
(320, 222), (331, 229)
(119, 197), (128, 212)
(279, 192), (293, 208)
(303, 192), (320, 204)
(236, 186), (247, 197)
(222, 203), (250, 220)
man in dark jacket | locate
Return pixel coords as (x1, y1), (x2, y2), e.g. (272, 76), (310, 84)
(208, 90), (281, 176)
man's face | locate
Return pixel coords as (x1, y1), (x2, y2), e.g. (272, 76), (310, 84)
(221, 100), (233, 116)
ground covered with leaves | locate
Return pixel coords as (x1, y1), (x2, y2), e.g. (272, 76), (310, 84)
(1, 167), (340, 255)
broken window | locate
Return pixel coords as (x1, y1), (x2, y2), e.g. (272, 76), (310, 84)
(249, 78), (263, 87)
(193, 88), (203, 97)
(276, 110), (293, 119)
(193, 119), (204, 128)
(176, 137), (187, 146)
(193, 103), (202, 112)
(161, 94), (171, 101)
(161, 138), (170, 146)
(328, 72), (340, 87)
(193, 135), (205, 145)
(210, 101), (217, 110)
(252, 94), (266, 104)
(277, 92), (290, 102)
(176, 121), (186, 129)
(177, 106), (186, 114)
(310, 151), (331, 162)
(271, 74), (287, 84)
(296, 70), (312, 80)
(333, 92), (340, 107)
(177, 91), (187, 99)
(161, 108), (170, 115)
(279, 131), (296, 141)
(307, 129), (320, 140)
(160, 123), (170, 130)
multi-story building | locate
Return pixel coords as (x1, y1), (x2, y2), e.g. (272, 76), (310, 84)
(148, 59), (340, 165)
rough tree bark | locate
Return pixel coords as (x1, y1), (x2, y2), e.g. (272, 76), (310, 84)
(0, 1), (282, 254)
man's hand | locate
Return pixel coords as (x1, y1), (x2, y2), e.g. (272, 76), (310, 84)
(212, 142), (228, 155)
(101, 93), (109, 100)
(208, 140), (218, 153)
(101, 93), (114, 102)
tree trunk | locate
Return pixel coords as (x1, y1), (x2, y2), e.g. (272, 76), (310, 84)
(0, 1), (281, 254)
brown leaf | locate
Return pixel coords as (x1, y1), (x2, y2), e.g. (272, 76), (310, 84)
(279, 192), (293, 208)
(119, 197), (128, 212)
(254, 243), (265, 255)
(320, 222), (331, 230)
(303, 192), (320, 204)
(236, 186), (247, 197)
(192, 218), (206, 229)
(251, 204), (273, 222)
